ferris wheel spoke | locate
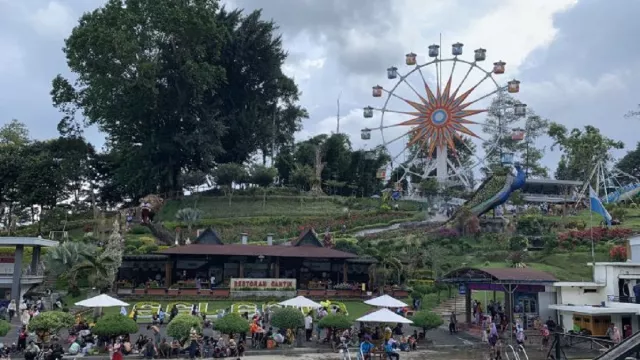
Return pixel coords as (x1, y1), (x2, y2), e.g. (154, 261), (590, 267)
(398, 72), (429, 105)
(383, 89), (427, 113)
(372, 107), (421, 117)
(442, 59), (457, 102)
(416, 67), (437, 104)
(460, 84), (508, 110)
(435, 61), (441, 95)
(458, 135), (487, 166)
(383, 128), (415, 148)
(451, 62), (473, 99)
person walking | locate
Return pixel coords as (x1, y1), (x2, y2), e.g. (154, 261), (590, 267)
(7, 300), (16, 322)
(304, 312), (313, 341)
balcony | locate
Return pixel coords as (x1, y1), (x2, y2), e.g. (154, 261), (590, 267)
(608, 295), (640, 304)
(0, 264), (46, 285)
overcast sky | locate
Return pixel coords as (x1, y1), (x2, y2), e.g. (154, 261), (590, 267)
(1, 0), (639, 177)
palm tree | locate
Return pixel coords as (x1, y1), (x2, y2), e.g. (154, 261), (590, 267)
(44, 242), (94, 291)
(175, 208), (202, 242)
(70, 249), (117, 290)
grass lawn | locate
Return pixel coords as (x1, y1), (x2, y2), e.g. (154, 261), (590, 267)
(550, 208), (640, 231)
(158, 195), (422, 220)
(158, 196), (346, 220)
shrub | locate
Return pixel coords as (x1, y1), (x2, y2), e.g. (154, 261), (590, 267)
(28, 311), (75, 341)
(0, 320), (10, 337)
(92, 314), (138, 338)
(271, 307), (304, 330)
(167, 315), (203, 341)
(214, 313), (249, 335)
(411, 311), (443, 335)
(509, 235), (528, 251)
(130, 225), (151, 235)
(318, 314), (352, 330)
(610, 245), (627, 262)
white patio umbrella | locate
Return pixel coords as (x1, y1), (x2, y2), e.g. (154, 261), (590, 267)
(356, 308), (413, 324)
(278, 296), (322, 308)
(75, 294), (129, 308)
(364, 295), (408, 308)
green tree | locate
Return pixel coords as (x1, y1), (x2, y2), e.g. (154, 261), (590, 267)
(250, 165), (277, 207)
(410, 311), (443, 338)
(28, 311), (75, 342)
(212, 163), (247, 205)
(548, 124), (624, 184)
(482, 92), (549, 178)
(71, 245), (118, 290)
(271, 307), (304, 331)
(616, 142), (640, 180)
(51, 0), (306, 195)
(317, 314), (352, 330)
(214, 313), (250, 336)
(167, 315), (203, 341)
(92, 314), (138, 338)
(290, 164), (314, 191)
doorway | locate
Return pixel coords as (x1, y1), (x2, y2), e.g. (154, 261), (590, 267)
(622, 316), (632, 338)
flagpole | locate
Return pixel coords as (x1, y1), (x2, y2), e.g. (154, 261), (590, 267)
(589, 188), (596, 281)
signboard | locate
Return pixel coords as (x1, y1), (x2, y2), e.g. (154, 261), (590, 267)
(230, 278), (296, 291)
(458, 283), (466, 295)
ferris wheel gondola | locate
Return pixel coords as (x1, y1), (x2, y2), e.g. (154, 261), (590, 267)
(361, 41), (527, 189)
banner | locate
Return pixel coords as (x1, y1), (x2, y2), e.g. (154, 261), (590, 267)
(230, 278), (296, 290)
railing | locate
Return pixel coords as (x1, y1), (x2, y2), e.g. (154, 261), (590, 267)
(608, 295), (639, 304)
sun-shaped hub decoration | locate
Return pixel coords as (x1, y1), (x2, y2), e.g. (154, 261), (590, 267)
(399, 77), (486, 156)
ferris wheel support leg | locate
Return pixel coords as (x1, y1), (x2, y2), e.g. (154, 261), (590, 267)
(436, 146), (448, 185)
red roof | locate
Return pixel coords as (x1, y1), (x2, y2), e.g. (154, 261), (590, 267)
(157, 244), (357, 259)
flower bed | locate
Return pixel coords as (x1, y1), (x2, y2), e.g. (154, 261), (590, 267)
(163, 212), (417, 242)
(557, 227), (632, 249)
(230, 302), (258, 318)
(131, 302), (161, 323)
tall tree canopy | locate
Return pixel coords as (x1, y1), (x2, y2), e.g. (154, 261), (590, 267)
(615, 142), (640, 181)
(51, 0), (307, 196)
(548, 124), (624, 182)
(481, 92), (549, 178)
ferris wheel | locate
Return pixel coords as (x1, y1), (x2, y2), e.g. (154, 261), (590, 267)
(360, 42), (527, 189)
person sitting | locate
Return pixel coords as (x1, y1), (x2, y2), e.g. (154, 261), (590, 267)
(24, 341), (40, 360)
(170, 340), (181, 357)
(237, 340), (245, 357)
(399, 336), (409, 351)
(359, 335), (374, 360)
(68, 341), (81, 355)
(384, 339), (400, 360)
(273, 332), (285, 346)
(158, 338), (171, 358)
(408, 335), (417, 351)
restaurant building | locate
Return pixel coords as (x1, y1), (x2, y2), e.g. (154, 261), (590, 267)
(116, 228), (408, 299)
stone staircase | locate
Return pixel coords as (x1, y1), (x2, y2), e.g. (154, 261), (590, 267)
(432, 294), (467, 320)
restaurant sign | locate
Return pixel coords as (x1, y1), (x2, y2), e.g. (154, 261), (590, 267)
(230, 278), (296, 290)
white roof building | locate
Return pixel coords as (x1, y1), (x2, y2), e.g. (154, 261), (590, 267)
(550, 238), (640, 336)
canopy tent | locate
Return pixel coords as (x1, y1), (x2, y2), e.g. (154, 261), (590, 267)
(364, 295), (408, 308)
(75, 294), (129, 308)
(278, 296), (322, 308)
(356, 308), (413, 324)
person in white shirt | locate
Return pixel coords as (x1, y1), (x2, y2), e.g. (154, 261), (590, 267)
(210, 275), (215, 289)
(304, 314), (313, 341)
(7, 300), (16, 321)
